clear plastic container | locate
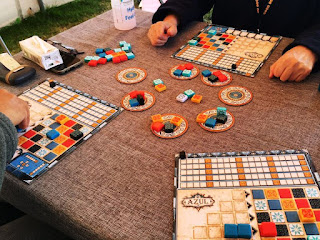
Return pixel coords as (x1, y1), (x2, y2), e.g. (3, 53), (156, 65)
(111, 0), (136, 30)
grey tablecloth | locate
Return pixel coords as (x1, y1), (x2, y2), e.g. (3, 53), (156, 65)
(1, 9), (320, 240)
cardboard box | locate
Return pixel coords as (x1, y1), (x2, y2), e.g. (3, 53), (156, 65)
(19, 36), (63, 70)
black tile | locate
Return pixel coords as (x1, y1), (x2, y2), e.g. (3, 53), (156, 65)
(256, 212), (270, 223)
(292, 188), (305, 198)
(29, 145), (41, 153)
(31, 134), (43, 142)
(72, 123), (83, 130)
(276, 225), (289, 236)
(33, 125), (45, 132)
(309, 199), (320, 209)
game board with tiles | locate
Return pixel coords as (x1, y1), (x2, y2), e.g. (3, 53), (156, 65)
(6, 79), (122, 184)
(172, 25), (282, 77)
(173, 150), (320, 240)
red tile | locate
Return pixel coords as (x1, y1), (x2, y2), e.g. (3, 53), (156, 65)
(199, 41), (206, 44)
(225, 38), (233, 43)
(222, 34), (229, 38)
(277, 238), (291, 240)
(21, 140), (34, 149)
(278, 189), (292, 198)
(64, 120), (76, 127)
(24, 130), (36, 138)
(63, 129), (74, 137)
(295, 199), (310, 209)
(314, 210), (320, 221)
(62, 139), (75, 148)
(203, 45), (210, 49)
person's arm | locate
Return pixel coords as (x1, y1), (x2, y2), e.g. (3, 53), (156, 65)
(269, 4), (320, 82)
(0, 113), (18, 189)
(148, 0), (215, 46)
(0, 89), (30, 189)
(152, 0), (215, 28)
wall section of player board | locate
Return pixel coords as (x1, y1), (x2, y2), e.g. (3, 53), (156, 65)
(6, 79), (123, 184)
(172, 25), (282, 77)
(173, 150), (320, 240)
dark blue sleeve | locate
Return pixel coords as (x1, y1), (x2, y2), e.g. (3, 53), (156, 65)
(152, 0), (215, 28)
(283, 4), (320, 71)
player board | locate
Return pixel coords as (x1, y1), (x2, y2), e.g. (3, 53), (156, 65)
(6, 79), (122, 184)
(173, 150), (320, 240)
(172, 25), (282, 77)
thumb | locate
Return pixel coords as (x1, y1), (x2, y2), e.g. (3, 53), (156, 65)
(269, 64), (275, 79)
(167, 24), (178, 37)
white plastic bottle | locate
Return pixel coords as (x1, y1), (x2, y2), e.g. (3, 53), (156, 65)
(111, 0), (136, 30)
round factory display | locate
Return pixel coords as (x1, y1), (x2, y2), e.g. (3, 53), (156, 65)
(201, 70), (232, 87)
(151, 114), (188, 139)
(219, 86), (253, 106)
(121, 91), (155, 112)
(116, 67), (147, 84)
(169, 64), (200, 80)
(198, 109), (235, 132)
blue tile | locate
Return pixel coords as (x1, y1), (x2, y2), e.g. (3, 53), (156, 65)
(268, 200), (282, 210)
(173, 69), (183, 76)
(217, 48), (223, 51)
(304, 223), (319, 235)
(252, 190), (265, 199)
(285, 211), (300, 222)
(224, 224), (238, 238)
(46, 129), (60, 140)
(237, 224), (252, 239)
(49, 122), (61, 129)
(46, 142), (58, 150)
(50, 113), (60, 120)
(44, 152), (57, 161)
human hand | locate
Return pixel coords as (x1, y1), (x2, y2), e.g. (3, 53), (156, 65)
(148, 15), (178, 46)
(269, 45), (317, 82)
(0, 89), (30, 129)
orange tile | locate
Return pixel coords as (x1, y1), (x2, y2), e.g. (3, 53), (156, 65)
(73, 115), (78, 118)
(57, 87), (62, 91)
(48, 93), (53, 96)
(265, 189), (279, 199)
(268, 162), (275, 167)
(110, 110), (116, 113)
(101, 116), (107, 120)
(60, 103), (66, 107)
(18, 136), (28, 145)
(54, 135), (68, 144)
(300, 160), (307, 165)
(297, 155), (305, 160)
(273, 180), (280, 185)
(87, 105), (92, 109)
(236, 163), (243, 168)
(56, 125), (68, 133)
(55, 107), (60, 110)
(302, 166), (309, 171)
(69, 97), (75, 101)
(37, 99), (43, 103)
(82, 108), (88, 112)
(106, 113), (112, 116)
(240, 181), (247, 187)
(65, 100), (70, 104)
(266, 156), (273, 161)
(307, 179), (315, 184)
(206, 175), (213, 181)
(210, 47), (217, 51)
(205, 169), (212, 175)
(43, 96), (48, 99)
(91, 102), (96, 105)
(304, 172), (312, 177)
(52, 145), (67, 155)
(270, 167), (277, 172)
(53, 90), (58, 93)
(205, 163), (212, 169)
(74, 95), (79, 98)
(237, 169), (244, 174)
(238, 175), (246, 180)
(207, 182), (213, 187)
(92, 123), (98, 127)
(97, 119), (103, 123)
(271, 173), (279, 178)
(78, 111), (83, 115)
(205, 159), (211, 163)
(235, 157), (242, 162)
